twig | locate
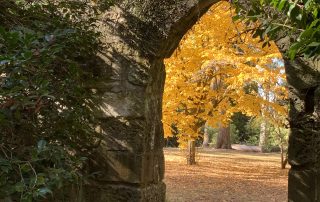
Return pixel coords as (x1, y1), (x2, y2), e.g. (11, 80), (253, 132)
(271, 23), (305, 32)
(0, 144), (9, 159)
(28, 161), (38, 188)
(229, 5), (244, 43)
(18, 164), (25, 201)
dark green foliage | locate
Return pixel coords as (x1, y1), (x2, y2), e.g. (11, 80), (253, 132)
(231, 112), (250, 142)
(204, 126), (219, 145)
(232, 0), (320, 59)
(165, 124), (179, 147)
(165, 124), (203, 147)
(0, 0), (111, 200)
(243, 119), (260, 146)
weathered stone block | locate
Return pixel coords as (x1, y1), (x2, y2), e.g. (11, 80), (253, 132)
(98, 117), (146, 152)
(89, 150), (164, 184)
(288, 169), (320, 202)
(98, 92), (145, 119)
(85, 182), (166, 202)
(288, 127), (317, 166)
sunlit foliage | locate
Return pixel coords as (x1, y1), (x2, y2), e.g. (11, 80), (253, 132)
(162, 1), (288, 147)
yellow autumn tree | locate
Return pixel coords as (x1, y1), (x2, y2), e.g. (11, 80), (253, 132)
(162, 1), (288, 148)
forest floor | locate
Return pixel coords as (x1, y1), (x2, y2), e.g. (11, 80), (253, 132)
(164, 148), (288, 202)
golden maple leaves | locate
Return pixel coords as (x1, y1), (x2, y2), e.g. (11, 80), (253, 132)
(162, 1), (288, 145)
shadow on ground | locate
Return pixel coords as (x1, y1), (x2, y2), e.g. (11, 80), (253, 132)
(164, 148), (288, 202)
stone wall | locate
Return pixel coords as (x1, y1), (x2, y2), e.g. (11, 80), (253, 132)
(85, 0), (320, 201)
(285, 58), (320, 201)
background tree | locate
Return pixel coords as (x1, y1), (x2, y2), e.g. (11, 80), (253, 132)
(163, 1), (288, 149)
(231, 112), (251, 142)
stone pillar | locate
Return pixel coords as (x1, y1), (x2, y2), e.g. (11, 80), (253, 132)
(284, 58), (320, 201)
(84, 1), (218, 201)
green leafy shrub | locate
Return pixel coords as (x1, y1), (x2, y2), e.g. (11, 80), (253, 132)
(231, 112), (251, 143)
(243, 118), (260, 146)
(264, 125), (289, 152)
(230, 123), (240, 144)
(0, 0), (111, 200)
(232, 0), (320, 59)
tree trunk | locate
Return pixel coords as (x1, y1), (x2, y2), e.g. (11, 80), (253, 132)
(203, 122), (210, 147)
(280, 144), (287, 169)
(187, 140), (196, 165)
(259, 120), (268, 152)
(216, 124), (231, 149)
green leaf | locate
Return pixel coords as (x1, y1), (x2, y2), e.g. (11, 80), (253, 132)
(15, 182), (25, 192)
(37, 140), (47, 152)
(37, 187), (52, 198)
(299, 28), (315, 41)
(36, 175), (46, 185)
(308, 19), (319, 29)
(232, 15), (241, 22)
(313, 8), (318, 18)
(271, 0), (280, 7)
(289, 42), (303, 60)
(296, 13), (303, 21)
(304, 0), (313, 9)
(287, 3), (299, 19)
(277, 0), (287, 11)
(21, 51), (33, 60)
(287, 4), (294, 16)
(0, 159), (12, 174)
(20, 163), (31, 173)
(307, 42), (320, 47)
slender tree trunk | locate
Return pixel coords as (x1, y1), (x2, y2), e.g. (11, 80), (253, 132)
(259, 120), (268, 152)
(216, 124), (231, 149)
(187, 140), (196, 165)
(203, 121), (210, 147)
(259, 89), (270, 152)
(280, 144), (284, 169)
(280, 144), (287, 169)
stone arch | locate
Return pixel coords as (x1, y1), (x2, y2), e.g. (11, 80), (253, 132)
(85, 1), (320, 201)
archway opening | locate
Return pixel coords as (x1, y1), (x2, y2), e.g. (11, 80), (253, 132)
(162, 2), (289, 201)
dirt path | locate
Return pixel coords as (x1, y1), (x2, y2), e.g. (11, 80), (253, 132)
(164, 148), (288, 202)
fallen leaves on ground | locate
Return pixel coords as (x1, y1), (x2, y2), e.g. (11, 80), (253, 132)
(164, 148), (288, 202)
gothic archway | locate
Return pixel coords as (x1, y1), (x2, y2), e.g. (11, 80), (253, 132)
(86, 1), (320, 201)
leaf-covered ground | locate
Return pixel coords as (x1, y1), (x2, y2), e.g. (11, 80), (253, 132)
(164, 148), (288, 202)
